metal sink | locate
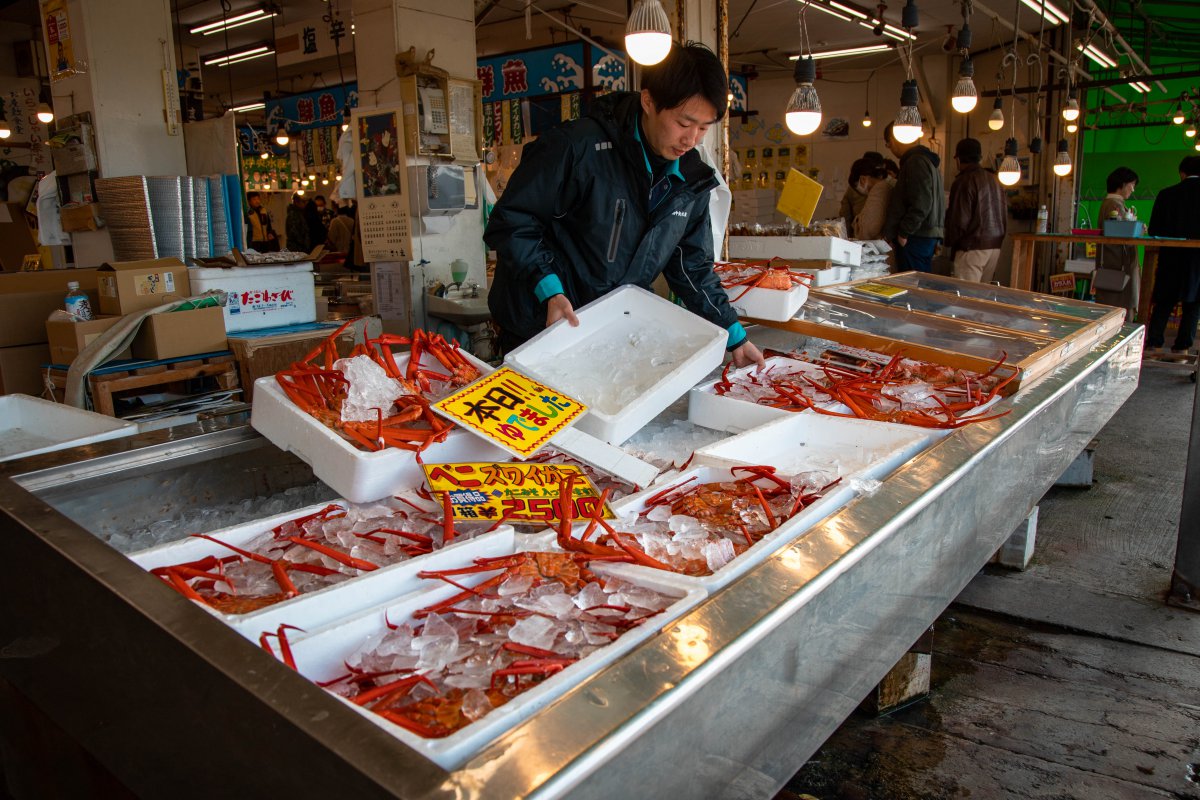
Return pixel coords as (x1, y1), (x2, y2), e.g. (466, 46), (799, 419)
(427, 289), (491, 326)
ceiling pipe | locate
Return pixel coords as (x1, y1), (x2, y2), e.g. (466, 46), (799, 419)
(1074, 0), (1167, 93)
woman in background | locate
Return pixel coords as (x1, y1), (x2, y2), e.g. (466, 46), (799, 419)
(1095, 166), (1139, 317)
(852, 161), (892, 241)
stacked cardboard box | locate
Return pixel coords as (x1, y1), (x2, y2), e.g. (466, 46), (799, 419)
(0, 269), (100, 396)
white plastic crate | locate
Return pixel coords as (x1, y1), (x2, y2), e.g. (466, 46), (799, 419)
(268, 544), (703, 769)
(131, 499), (516, 640)
(189, 263), (317, 332)
(504, 285), (726, 445)
(728, 235), (863, 267)
(723, 280), (809, 322)
(0, 395), (137, 462)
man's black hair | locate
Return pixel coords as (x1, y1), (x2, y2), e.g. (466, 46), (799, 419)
(1106, 166), (1139, 193)
(862, 150), (885, 164)
(246, 191), (261, 201)
(640, 42), (728, 121)
(954, 137), (983, 164)
(314, 194), (326, 202)
(1180, 155), (1200, 177)
(850, 158), (885, 183)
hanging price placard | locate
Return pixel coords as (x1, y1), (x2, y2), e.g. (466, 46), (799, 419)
(432, 366), (586, 458)
(423, 462), (613, 525)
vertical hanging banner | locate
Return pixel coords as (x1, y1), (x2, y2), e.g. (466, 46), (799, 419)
(508, 99), (523, 145)
(353, 103), (413, 262)
(41, 0), (78, 82)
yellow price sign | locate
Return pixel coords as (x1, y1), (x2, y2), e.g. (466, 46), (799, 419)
(423, 461), (613, 525)
(433, 366), (587, 458)
(777, 168), (823, 226)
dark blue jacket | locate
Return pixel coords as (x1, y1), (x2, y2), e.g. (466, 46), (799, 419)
(485, 92), (740, 346)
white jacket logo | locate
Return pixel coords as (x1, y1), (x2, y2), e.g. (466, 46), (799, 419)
(671, 210), (688, 218)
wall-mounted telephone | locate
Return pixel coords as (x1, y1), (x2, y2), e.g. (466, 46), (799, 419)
(418, 85), (449, 135)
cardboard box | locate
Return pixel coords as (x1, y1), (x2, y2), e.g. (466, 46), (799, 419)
(60, 203), (104, 233)
(97, 258), (190, 316)
(227, 326), (354, 402)
(131, 306), (227, 361)
(0, 268), (99, 295)
(0, 290), (100, 348)
(45, 316), (130, 365)
(0, 203), (40, 273)
(0, 344), (52, 396)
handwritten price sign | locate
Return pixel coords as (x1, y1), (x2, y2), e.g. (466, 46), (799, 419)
(433, 366), (586, 458)
(423, 461), (613, 525)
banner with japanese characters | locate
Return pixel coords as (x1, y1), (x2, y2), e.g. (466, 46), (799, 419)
(423, 462), (613, 525)
(265, 83), (357, 134)
(432, 367), (586, 459)
(275, 11), (353, 68)
(476, 43), (626, 104)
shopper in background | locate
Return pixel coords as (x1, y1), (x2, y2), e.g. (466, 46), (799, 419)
(286, 193), (310, 252)
(852, 160), (892, 240)
(1145, 156), (1200, 358)
(840, 157), (875, 234)
(944, 138), (1007, 283)
(881, 123), (945, 272)
(315, 194), (336, 232)
(485, 42), (764, 368)
(1094, 166), (1140, 315)
(327, 204), (356, 259)
(305, 195), (328, 251)
(245, 192), (279, 252)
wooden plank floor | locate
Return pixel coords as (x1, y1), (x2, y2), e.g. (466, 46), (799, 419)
(779, 365), (1200, 800)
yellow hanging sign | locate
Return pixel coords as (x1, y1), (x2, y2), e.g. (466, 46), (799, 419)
(777, 168), (824, 226)
(423, 461), (613, 525)
(433, 366), (586, 458)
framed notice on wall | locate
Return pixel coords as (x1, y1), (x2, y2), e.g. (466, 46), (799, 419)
(352, 104), (413, 263)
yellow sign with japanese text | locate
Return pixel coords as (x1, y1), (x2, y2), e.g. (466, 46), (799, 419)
(423, 462), (613, 525)
(1048, 272), (1076, 294)
(432, 366), (586, 458)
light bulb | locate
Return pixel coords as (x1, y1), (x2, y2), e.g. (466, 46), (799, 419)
(625, 0), (672, 66)
(1173, 110), (1186, 125)
(1053, 139), (1072, 177)
(892, 79), (923, 144)
(951, 58), (977, 114)
(274, 125), (289, 146)
(341, 121), (349, 132)
(335, 174), (342, 180)
(308, 173), (316, 181)
(987, 97), (1004, 131)
(1066, 122), (1078, 134)
(36, 103), (54, 124)
(0, 119), (10, 139)
(261, 183), (270, 190)
(301, 179), (309, 186)
(1062, 97), (1080, 122)
(997, 138), (1020, 186)
(862, 110), (872, 127)
(785, 58), (822, 136)
(297, 188), (305, 195)
(321, 178), (329, 185)
(1187, 125), (1197, 138)
(1194, 142), (1200, 152)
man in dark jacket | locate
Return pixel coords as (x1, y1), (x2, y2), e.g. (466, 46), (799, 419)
(1146, 155), (1200, 356)
(882, 122), (945, 273)
(944, 138), (1006, 283)
(485, 43), (763, 368)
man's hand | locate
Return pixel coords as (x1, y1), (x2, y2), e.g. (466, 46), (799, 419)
(546, 294), (579, 328)
(730, 340), (766, 370)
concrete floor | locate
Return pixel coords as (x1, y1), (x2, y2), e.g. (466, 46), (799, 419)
(778, 363), (1200, 800)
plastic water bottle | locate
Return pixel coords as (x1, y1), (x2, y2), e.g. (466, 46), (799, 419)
(1036, 204), (1049, 233)
(64, 281), (93, 321)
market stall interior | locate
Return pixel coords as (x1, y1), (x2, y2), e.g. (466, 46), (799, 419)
(0, 0), (1197, 796)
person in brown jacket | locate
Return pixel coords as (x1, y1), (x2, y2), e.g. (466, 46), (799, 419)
(945, 138), (1007, 283)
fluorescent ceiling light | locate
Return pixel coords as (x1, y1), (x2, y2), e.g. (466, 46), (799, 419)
(1017, 0), (1069, 26)
(810, 4), (854, 22)
(874, 23), (916, 41)
(1077, 42), (1117, 68)
(827, 0), (868, 18)
(808, 1), (915, 40)
(232, 102), (266, 112)
(190, 8), (274, 35)
(1129, 81), (1151, 93)
(203, 45), (272, 66)
(789, 43), (893, 59)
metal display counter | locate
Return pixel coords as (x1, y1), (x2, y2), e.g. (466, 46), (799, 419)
(0, 324), (1143, 799)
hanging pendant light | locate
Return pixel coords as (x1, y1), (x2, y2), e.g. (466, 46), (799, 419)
(1187, 122), (1197, 138)
(625, 0), (673, 66)
(274, 124), (290, 146)
(0, 107), (10, 140)
(36, 102), (54, 124)
(1066, 121), (1078, 134)
(1052, 139), (1072, 176)
(987, 96), (1004, 131)
(785, 57), (822, 136)
(951, 57), (978, 113)
(997, 138), (1021, 186)
(259, 149), (269, 159)
(892, 79), (923, 144)
(1061, 92), (1080, 122)
(862, 108), (872, 127)
(1173, 104), (1186, 125)
(1029, 136), (1042, 155)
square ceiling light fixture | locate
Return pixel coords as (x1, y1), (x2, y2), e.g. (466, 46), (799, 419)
(203, 44), (275, 67)
(190, 6), (277, 36)
(807, 1), (916, 42)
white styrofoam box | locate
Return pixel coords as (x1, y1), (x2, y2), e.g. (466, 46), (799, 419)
(688, 356), (830, 433)
(548, 427), (660, 490)
(728, 235), (863, 267)
(131, 499), (516, 640)
(724, 281), (809, 322)
(271, 545), (703, 769)
(574, 465), (858, 594)
(189, 263), (317, 332)
(690, 413), (936, 485)
(0, 395), (137, 462)
(504, 285), (726, 445)
(1065, 258), (1096, 275)
(794, 267), (844, 287)
(251, 348), (506, 503)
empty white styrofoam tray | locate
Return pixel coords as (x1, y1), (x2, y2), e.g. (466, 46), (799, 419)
(267, 542), (703, 770)
(0, 395), (137, 462)
(728, 235), (863, 267)
(723, 279), (809, 322)
(504, 285), (726, 445)
(131, 498), (516, 640)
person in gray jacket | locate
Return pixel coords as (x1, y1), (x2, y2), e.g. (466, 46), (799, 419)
(485, 43), (763, 368)
(945, 138), (1007, 283)
(882, 122), (945, 272)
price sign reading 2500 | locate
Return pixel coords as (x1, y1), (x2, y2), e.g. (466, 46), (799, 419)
(433, 366), (588, 458)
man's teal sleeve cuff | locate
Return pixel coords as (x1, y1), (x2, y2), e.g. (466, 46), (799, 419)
(726, 321), (748, 350)
(534, 275), (564, 303)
